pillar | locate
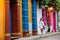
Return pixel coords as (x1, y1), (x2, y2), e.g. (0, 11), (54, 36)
(5, 0), (11, 40)
(53, 10), (57, 32)
(32, 0), (37, 35)
(22, 0), (29, 37)
(42, 7), (47, 26)
(11, 0), (20, 38)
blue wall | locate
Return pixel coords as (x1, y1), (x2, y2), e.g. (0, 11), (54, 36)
(10, 6), (12, 35)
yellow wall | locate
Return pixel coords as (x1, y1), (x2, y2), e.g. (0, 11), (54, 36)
(20, 0), (23, 37)
(0, 0), (5, 40)
(28, 0), (32, 36)
(28, 0), (32, 22)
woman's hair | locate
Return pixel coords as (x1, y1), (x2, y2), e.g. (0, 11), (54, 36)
(40, 18), (43, 21)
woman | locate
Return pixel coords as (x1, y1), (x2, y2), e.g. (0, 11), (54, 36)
(39, 18), (45, 34)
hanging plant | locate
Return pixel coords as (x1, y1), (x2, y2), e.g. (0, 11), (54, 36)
(56, 0), (60, 10)
(38, 0), (60, 10)
(41, 0), (49, 6)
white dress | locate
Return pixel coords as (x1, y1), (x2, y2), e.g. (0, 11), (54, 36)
(39, 21), (44, 29)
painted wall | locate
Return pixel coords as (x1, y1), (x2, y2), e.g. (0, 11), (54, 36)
(28, 0), (32, 35)
(0, 0), (5, 40)
(37, 2), (42, 34)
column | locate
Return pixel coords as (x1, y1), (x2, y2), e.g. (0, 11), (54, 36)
(5, 0), (11, 40)
(32, 0), (37, 35)
(11, 0), (20, 37)
(42, 7), (47, 26)
(53, 10), (57, 32)
(22, 0), (29, 37)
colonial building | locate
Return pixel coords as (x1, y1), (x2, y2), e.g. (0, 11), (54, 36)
(0, 0), (58, 40)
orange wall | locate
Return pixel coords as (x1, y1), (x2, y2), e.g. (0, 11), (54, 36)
(28, 0), (32, 22)
(0, 0), (5, 40)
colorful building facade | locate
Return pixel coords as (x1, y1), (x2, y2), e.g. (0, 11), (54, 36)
(0, 0), (58, 40)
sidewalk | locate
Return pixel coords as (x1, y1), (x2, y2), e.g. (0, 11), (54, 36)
(13, 32), (60, 40)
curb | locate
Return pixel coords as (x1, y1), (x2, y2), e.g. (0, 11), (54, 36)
(14, 32), (60, 40)
(42, 32), (60, 38)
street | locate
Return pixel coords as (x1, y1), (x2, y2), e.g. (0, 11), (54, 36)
(38, 34), (60, 40)
(13, 32), (60, 40)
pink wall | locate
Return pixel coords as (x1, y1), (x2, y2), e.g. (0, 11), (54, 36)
(48, 9), (57, 32)
(49, 10), (54, 31)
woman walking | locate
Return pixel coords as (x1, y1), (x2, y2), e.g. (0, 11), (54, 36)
(39, 18), (45, 34)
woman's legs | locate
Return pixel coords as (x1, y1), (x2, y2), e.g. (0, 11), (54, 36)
(40, 28), (43, 34)
(40, 28), (44, 39)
